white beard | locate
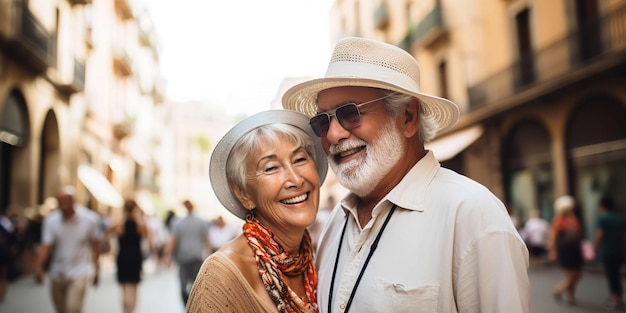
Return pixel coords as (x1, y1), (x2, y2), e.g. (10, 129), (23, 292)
(328, 118), (404, 196)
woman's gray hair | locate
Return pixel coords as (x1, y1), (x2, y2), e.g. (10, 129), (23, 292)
(381, 90), (439, 143)
(225, 124), (316, 193)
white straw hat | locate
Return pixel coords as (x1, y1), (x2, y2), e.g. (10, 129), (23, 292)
(209, 110), (328, 220)
(554, 195), (576, 215)
(282, 37), (460, 134)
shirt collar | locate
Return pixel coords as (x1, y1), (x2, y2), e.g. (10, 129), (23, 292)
(340, 150), (441, 215)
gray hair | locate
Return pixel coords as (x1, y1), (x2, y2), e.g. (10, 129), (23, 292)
(225, 124), (316, 193)
(381, 90), (439, 143)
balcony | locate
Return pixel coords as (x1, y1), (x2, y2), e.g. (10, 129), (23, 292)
(401, 4), (447, 50)
(112, 120), (133, 140)
(467, 4), (626, 112)
(138, 26), (154, 47)
(67, 0), (92, 5)
(112, 44), (133, 76)
(152, 75), (166, 104)
(373, 2), (390, 29)
(55, 58), (86, 95)
(115, 0), (133, 20)
(0, 0), (55, 73)
(85, 25), (94, 48)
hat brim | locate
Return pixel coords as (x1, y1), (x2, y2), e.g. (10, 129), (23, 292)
(282, 77), (460, 134)
(209, 110), (328, 220)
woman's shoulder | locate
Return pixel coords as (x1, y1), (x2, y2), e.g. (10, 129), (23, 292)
(218, 235), (258, 281)
(189, 239), (277, 313)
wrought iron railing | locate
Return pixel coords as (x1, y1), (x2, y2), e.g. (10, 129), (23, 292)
(0, 0), (54, 72)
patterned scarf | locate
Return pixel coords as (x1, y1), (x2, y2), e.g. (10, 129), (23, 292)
(243, 219), (318, 313)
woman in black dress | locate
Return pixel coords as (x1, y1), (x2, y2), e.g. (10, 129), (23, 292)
(107, 200), (147, 313)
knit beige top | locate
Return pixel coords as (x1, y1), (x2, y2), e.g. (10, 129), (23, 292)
(186, 252), (278, 313)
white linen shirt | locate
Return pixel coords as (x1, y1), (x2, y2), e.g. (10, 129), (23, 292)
(42, 206), (101, 279)
(316, 151), (529, 313)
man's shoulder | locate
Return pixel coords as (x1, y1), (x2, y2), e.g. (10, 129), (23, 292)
(43, 210), (62, 223)
(76, 206), (100, 224)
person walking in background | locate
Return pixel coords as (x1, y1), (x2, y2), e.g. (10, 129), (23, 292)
(524, 208), (550, 267)
(164, 209), (178, 232)
(106, 199), (148, 313)
(548, 195), (584, 306)
(35, 185), (101, 313)
(186, 110), (327, 312)
(207, 215), (238, 254)
(162, 200), (210, 306)
(594, 194), (626, 310)
(282, 36), (529, 313)
(0, 209), (18, 303)
(144, 211), (168, 271)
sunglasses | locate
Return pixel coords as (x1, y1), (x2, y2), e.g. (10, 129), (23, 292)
(309, 95), (390, 137)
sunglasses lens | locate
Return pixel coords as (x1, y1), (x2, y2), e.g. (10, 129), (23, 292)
(336, 104), (361, 129)
(310, 115), (330, 137)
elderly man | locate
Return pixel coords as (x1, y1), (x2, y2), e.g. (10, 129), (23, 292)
(35, 185), (101, 313)
(283, 37), (529, 313)
(162, 200), (210, 306)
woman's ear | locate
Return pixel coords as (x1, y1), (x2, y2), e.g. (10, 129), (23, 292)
(401, 98), (420, 138)
(229, 182), (255, 210)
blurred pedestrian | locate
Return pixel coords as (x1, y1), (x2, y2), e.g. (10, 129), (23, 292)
(22, 212), (44, 274)
(162, 200), (210, 305)
(0, 209), (18, 303)
(548, 195), (584, 305)
(145, 211), (168, 271)
(524, 208), (550, 267)
(35, 185), (102, 313)
(164, 209), (178, 232)
(594, 194), (626, 310)
(207, 216), (238, 254)
(106, 199), (148, 313)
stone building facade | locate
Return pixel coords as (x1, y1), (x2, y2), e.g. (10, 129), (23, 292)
(330, 0), (626, 237)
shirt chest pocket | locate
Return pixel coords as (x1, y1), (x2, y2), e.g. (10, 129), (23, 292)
(379, 279), (439, 313)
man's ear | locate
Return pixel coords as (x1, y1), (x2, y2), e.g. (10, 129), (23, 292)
(401, 98), (420, 138)
(229, 182), (255, 210)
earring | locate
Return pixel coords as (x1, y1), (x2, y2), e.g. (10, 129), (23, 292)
(245, 210), (255, 222)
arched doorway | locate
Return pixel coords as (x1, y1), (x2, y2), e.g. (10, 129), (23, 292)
(38, 110), (61, 204)
(0, 90), (30, 214)
(502, 119), (553, 225)
(566, 94), (626, 239)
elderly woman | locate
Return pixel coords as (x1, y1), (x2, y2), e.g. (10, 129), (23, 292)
(186, 110), (327, 313)
(548, 195), (584, 305)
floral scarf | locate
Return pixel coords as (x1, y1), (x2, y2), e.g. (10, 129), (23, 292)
(243, 219), (318, 313)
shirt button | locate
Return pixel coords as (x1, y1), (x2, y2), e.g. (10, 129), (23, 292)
(340, 303), (346, 310)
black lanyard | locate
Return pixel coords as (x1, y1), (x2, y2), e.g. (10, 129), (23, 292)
(328, 204), (397, 313)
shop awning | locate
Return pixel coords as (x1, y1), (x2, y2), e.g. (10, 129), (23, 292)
(78, 164), (124, 208)
(425, 125), (484, 161)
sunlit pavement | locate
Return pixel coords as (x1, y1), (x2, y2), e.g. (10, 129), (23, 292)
(0, 255), (184, 313)
(0, 257), (616, 313)
(529, 261), (613, 313)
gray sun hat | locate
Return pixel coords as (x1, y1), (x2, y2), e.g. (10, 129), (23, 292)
(282, 36), (460, 134)
(209, 110), (328, 220)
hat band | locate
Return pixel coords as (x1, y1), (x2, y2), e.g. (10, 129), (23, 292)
(325, 61), (421, 94)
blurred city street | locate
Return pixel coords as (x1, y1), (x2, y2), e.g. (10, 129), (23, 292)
(0, 259), (615, 313)
(0, 256), (184, 313)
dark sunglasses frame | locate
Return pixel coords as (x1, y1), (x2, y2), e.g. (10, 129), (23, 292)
(309, 95), (390, 137)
